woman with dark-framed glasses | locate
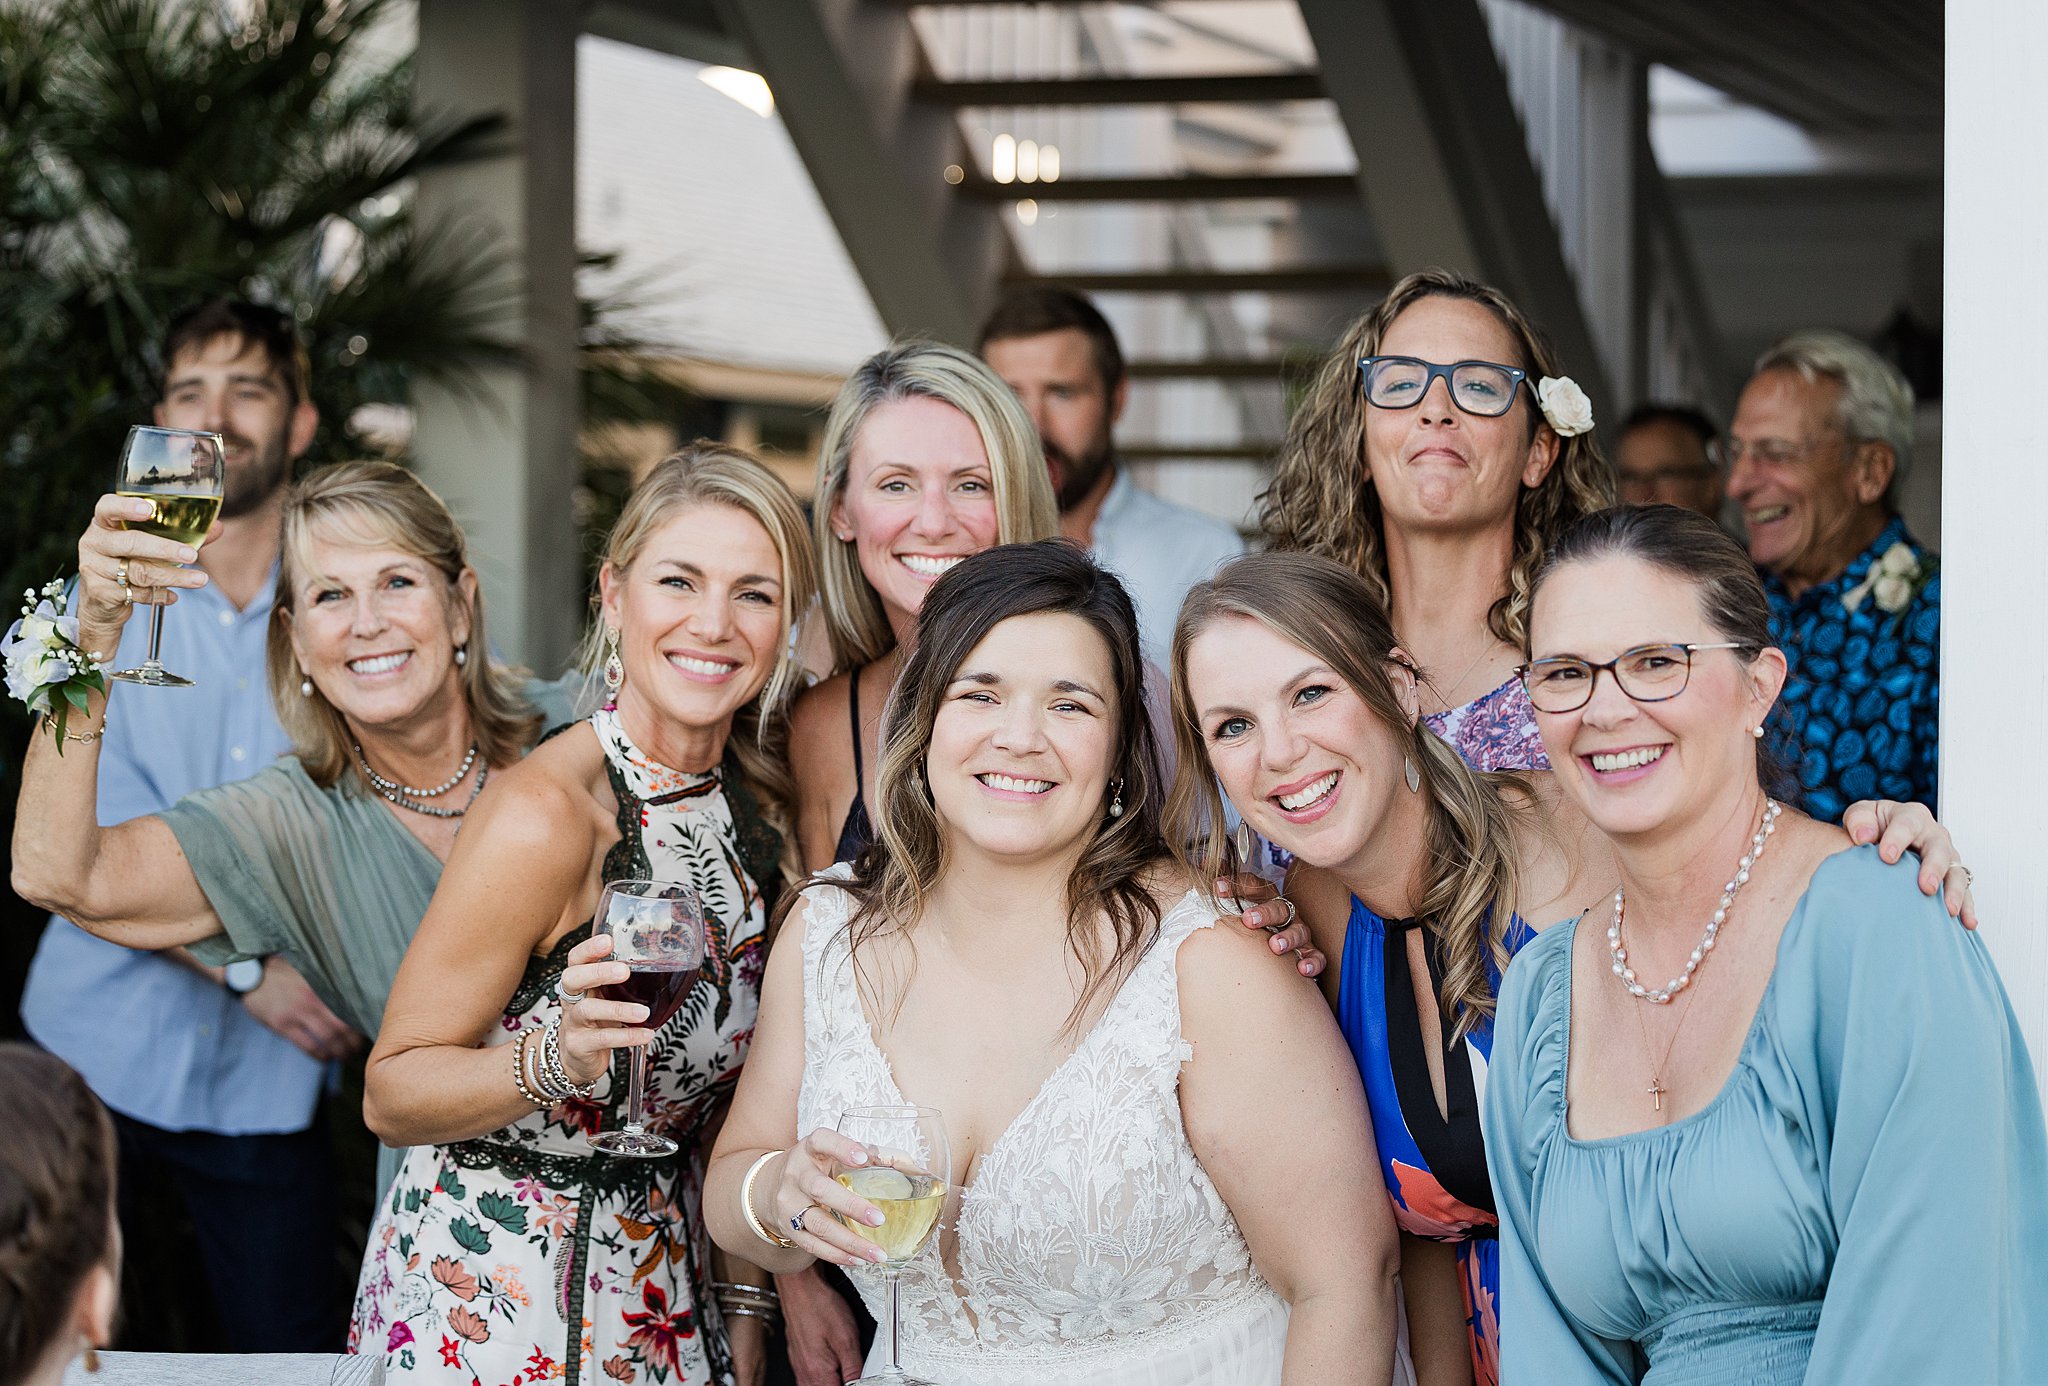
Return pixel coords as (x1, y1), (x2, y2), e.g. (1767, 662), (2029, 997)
(1259, 269), (1611, 775)
(1165, 545), (1973, 1386)
(1486, 504), (2048, 1384)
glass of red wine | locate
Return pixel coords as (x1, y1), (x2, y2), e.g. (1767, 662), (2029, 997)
(589, 878), (707, 1158)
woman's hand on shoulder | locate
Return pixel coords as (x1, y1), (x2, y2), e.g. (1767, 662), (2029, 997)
(1840, 798), (1976, 928)
(1209, 871), (1327, 979)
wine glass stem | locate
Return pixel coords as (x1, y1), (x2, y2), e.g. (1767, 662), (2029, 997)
(623, 1047), (649, 1133)
(884, 1267), (903, 1374)
(143, 603), (166, 669)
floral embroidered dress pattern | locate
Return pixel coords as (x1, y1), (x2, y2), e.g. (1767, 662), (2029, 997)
(1423, 674), (1551, 773)
(349, 709), (772, 1385)
(794, 871), (1290, 1385)
(1762, 517), (1940, 820)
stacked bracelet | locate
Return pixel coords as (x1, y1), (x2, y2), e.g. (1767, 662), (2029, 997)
(740, 1150), (797, 1250)
(714, 1279), (782, 1328)
(539, 1015), (599, 1101)
(510, 1029), (549, 1108)
(509, 1019), (600, 1108)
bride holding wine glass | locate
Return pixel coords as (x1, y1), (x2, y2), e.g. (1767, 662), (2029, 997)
(362, 445), (816, 1386)
(705, 541), (1400, 1386)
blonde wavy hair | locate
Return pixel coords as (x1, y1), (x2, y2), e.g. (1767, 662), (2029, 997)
(811, 341), (1059, 674)
(828, 542), (1166, 1039)
(582, 442), (820, 884)
(1165, 552), (1526, 1040)
(1258, 269), (1614, 648)
(269, 462), (540, 790)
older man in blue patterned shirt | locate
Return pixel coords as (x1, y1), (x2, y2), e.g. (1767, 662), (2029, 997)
(1726, 330), (1937, 820)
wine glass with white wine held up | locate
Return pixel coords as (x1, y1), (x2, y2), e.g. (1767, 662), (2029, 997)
(836, 1105), (952, 1386)
(589, 879), (708, 1158)
(109, 426), (226, 688)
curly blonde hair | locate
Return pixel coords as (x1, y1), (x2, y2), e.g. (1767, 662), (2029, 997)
(1258, 270), (1614, 647)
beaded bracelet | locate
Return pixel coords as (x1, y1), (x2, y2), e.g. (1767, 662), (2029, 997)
(510, 1029), (550, 1108)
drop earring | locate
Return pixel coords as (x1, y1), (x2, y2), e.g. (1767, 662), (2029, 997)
(298, 665), (313, 697)
(1404, 754), (1421, 793)
(602, 627), (624, 707)
(1108, 780), (1125, 818)
(454, 646), (468, 668)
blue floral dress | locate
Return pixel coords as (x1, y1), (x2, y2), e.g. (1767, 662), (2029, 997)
(1336, 897), (1534, 1386)
(1424, 675), (1550, 773)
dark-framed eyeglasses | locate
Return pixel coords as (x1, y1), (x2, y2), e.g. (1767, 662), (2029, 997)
(1358, 355), (1529, 418)
(1518, 642), (1752, 714)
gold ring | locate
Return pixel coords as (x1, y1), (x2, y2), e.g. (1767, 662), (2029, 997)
(115, 560), (130, 591)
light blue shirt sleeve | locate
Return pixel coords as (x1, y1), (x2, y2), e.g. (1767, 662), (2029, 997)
(1793, 850), (2048, 1380)
(1485, 923), (1642, 1386)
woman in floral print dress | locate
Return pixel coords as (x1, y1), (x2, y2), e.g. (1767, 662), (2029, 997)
(361, 446), (816, 1385)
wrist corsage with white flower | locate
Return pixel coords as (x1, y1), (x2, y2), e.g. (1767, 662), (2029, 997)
(2, 579), (109, 751)
(1536, 376), (1595, 437)
(1841, 541), (1936, 619)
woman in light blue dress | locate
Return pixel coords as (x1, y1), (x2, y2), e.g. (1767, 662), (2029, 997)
(1486, 504), (2048, 1385)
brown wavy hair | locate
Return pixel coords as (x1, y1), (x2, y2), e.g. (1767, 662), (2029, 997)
(0, 1045), (117, 1381)
(270, 462), (541, 789)
(582, 443), (821, 886)
(1165, 552), (1526, 1040)
(1257, 269), (1614, 647)
(828, 541), (1166, 1037)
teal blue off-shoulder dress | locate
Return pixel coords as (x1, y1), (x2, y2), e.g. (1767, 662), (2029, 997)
(1484, 846), (2048, 1384)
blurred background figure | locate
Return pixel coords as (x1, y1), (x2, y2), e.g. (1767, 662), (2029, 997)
(0, 1045), (119, 1386)
(1727, 330), (1937, 818)
(978, 287), (1245, 666)
(17, 300), (355, 1351)
(1613, 403), (1724, 519)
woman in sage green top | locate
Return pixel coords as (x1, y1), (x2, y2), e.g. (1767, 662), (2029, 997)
(13, 460), (568, 1103)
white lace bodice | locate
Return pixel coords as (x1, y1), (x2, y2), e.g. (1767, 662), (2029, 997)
(795, 870), (1287, 1383)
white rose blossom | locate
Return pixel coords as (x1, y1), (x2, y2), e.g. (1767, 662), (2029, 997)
(1536, 375), (1595, 437)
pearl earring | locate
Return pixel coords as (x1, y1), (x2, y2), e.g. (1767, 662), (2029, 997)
(454, 646), (468, 668)
(299, 667), (313, 697)
(1750, 724), (1765, 740)
(1108, 780), (1125, 818)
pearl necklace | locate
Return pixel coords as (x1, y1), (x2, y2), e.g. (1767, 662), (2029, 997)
(355, 741), (479, 798)
(1609, 799), (1781, 1004)
(354, 744), (489, 820)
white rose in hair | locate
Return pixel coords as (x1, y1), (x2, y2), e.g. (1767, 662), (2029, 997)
(1536, 376), (1595, 437)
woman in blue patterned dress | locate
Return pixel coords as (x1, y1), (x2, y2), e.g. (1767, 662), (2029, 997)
(1165, 551), (1974, 1386)
(360, 446), (816, 1386)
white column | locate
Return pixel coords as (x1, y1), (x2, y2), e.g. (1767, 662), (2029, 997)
(1944, 0), (2048, 1097)
(413, 0), (582, 673)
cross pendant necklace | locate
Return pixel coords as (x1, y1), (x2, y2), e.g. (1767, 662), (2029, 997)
(1632, 965), (1701, 1117)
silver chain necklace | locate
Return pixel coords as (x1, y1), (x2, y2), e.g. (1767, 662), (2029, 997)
(354, 744), (488, 819)
(1609, 798), (1781, 1004)
(354, 741), (479, 798)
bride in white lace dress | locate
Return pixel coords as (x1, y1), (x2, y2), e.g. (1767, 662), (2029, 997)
(708, 543), (1398, 1385)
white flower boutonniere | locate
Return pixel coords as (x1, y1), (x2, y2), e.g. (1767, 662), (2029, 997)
(1536, 376), (1595, 437)
(2, 579), (108, 751)
(1841, 541), (1934, 616)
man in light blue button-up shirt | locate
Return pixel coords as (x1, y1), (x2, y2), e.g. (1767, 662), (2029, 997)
(980, 289), (1246, 667)
(22, 301), (358, 1349)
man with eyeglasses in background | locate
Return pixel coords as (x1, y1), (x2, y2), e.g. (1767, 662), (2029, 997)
(1614, 402), (1725, 521)
(1725, 328), (1937, 820)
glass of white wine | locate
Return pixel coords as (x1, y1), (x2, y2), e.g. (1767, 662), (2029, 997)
(109, 425), (226, 688)
(835, 1105), (951, 1386)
